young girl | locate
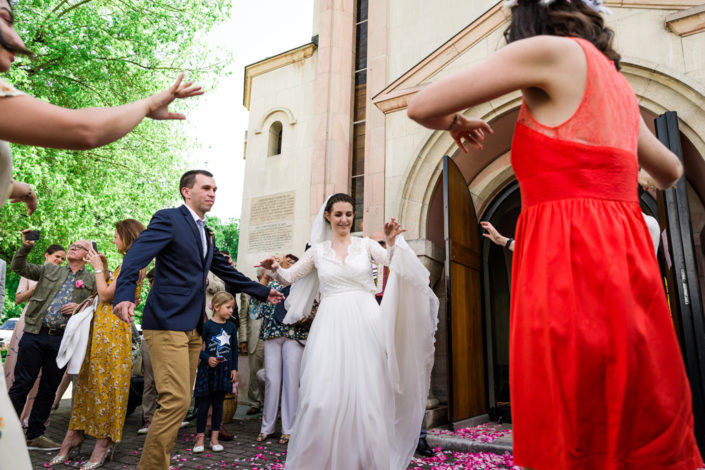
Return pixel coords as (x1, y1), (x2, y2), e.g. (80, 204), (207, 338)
(193, 291), (238, 453)
(408, 0), (702, 468)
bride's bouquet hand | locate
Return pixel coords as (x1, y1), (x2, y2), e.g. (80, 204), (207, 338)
(383, 217), (406, 247)
(255, 256), (280, 271)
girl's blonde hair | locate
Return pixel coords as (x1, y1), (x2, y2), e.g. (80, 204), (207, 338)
(212, 291), (235, 311)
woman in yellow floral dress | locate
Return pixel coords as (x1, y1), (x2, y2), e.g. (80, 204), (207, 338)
(50, 219), (146, 469)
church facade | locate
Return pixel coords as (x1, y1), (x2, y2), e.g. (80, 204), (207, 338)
(236, 0), (705, 430)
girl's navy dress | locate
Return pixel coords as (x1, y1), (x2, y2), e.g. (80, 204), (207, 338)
(195, 319), (238, 397)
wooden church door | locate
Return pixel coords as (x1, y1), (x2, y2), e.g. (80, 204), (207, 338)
(442, 155), (486, 424)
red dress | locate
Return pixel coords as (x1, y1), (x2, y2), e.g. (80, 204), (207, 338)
(509, 37), (703, 470)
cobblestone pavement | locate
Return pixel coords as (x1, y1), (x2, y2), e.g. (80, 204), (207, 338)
(30, 400), (491, 469)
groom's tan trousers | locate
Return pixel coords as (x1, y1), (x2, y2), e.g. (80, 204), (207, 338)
(139, 329), (201, 470)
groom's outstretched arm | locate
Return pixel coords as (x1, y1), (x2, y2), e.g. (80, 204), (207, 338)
(210, 247), (270, 302)
(114, 210), (174, 307)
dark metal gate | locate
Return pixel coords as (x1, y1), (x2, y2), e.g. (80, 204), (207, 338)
(656, 111), (705, 451)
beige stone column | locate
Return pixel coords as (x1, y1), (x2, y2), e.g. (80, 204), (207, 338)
(310, 0), (356, 218)
(363, 0), (388, 234)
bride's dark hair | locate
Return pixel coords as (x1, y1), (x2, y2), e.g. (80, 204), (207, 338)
(504, 0), (621, 70)
(324, 193), (355, 222)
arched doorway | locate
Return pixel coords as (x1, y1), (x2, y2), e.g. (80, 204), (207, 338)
(479, 181), (520, 422)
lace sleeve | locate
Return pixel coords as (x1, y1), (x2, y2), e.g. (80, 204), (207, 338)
(367, 237), (395, 267)
(270, 247), (315, 286)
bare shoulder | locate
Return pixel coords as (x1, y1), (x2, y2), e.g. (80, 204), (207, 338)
(500, 35), (582, 63)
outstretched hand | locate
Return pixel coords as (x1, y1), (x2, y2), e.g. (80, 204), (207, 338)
(267, 289), (285, 305)
(255, 256), (280, 272)
(480, 221), (505, 245)
(383, 217), (406, 247)
(146, 73), (204, 121)
(10, 181), (37, 216)
(449, 114), (493, 153)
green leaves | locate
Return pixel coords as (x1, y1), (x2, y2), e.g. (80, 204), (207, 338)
(207, 215), (239, 261)
(1, 0), (232, 321)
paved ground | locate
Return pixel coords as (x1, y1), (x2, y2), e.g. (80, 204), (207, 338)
(30, 400), (517, 469)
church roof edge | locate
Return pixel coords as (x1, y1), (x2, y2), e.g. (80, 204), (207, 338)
(243, 42), (318, 110)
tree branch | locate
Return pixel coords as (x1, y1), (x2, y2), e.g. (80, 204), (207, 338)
(44, 71), (109, 102)
(56, 0), (97, 19)
(93, 55), (226, 73)
(50, 0), (71, 14)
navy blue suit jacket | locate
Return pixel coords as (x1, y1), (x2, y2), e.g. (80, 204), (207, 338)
(114, 205), (270, 331)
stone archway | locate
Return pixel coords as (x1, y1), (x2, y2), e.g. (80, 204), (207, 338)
(254, 106), (298, 135)
(396, 96), (522, 241)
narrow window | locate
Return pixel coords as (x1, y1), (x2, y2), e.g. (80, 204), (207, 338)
(268, 121), (283, 156)
(351, 0), (368, 232)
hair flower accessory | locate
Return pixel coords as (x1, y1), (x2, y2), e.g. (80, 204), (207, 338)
(504, 0), (611, 15)
(75, 279), (85, 289)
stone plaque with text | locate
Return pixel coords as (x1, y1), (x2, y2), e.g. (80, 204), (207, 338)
(248, 192), (295, 252)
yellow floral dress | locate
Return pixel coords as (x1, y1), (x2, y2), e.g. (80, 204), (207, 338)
(69, 266), (140, 442)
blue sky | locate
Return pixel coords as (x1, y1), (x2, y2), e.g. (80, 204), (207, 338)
(186, 1), (315, 220)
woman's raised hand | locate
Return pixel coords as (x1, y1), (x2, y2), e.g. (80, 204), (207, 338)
(146, 73), (204, 121)
(84, 248), (104, 270)
(255, 256), (280, 272)
(480, 221), (508, 246)
(383, 217), (406, 247)
(449, 114), (493, 153)
(9, 181), (37, 215)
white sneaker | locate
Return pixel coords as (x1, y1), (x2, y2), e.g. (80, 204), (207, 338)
(137, 421), (150, 434)
(210, 443), (224, 452)
(192, 444), (205, 454)
(180, 421), (190, 428)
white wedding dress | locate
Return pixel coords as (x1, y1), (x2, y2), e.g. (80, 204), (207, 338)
(271, 236), (439, 470)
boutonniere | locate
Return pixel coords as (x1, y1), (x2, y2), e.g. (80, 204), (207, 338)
(75, 279), (86, 289)
(207, 228), (214, 245)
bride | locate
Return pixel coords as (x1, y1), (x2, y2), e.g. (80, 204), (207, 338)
(256, 193), (439, 470)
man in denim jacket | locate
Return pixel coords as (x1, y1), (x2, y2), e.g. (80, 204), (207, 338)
(8, 230), (96, 450)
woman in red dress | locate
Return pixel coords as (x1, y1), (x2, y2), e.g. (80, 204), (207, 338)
(408, 1), (703, 468)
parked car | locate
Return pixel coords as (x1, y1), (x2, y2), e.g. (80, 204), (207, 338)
(0, 318), (18, 345)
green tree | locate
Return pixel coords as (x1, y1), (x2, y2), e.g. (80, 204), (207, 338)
(206, 216), (239, 261)
(0, 0), (232, 321)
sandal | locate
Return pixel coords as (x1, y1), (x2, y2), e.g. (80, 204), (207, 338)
(279, 434), (290, 445)
(256, 433), (269, 442)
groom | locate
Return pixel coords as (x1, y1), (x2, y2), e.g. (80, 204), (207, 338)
(114, 169), (284, 469)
